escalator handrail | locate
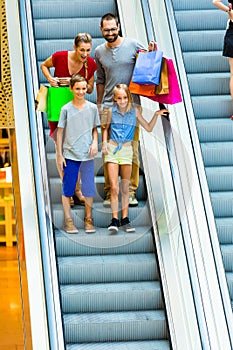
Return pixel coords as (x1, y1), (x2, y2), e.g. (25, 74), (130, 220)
(163, 0), (233, 346)
(15, 0), (65, 348)
(148, 0), (233, 347)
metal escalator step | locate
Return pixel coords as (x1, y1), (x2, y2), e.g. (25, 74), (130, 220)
(205, 166), (233, 192)
(183, 51), (228, 74)
(60, 281), (162, 313)
(66, 340), (170, 350)
(175, 10), (226, 31)
(172, 0), (216, 11)
(58, 253), (158, 284)
(63, 310), (167, 343)
(210, 191), (233, 218)
(55, 226), (155, 256)
(221, 247), (233, 272)
(187, 72), (229, 96)
(196, 119), (233, 142)
(32, 0), (116, 19)
(178, 30), (224, 52)
(52, 201), (151, 229)
(34, 18), (101, 39)
(216, 218), (233, 244)
(49, 175), (147, 203)
(192, 95), (232, 119)
(200, 142), (233, 167)
(225, 272), (233, 300)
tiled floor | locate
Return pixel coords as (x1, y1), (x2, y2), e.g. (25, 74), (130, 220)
(0, 246), (24, 350)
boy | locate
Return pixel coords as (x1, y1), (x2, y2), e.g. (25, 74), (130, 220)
(56, 74), (100, 233)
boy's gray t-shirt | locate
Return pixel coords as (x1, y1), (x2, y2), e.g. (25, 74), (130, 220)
(58, 100), (100, 161)
(94, 37), (145, 106)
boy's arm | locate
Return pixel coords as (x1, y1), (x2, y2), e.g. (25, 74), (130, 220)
(89, 126), (98, 157)
(56, 127), (66, 178)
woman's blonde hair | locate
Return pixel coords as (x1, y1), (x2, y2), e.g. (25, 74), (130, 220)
(113, 84), (134, 113)
(74, 33), (92, 47)
(74, 33), (92, 79)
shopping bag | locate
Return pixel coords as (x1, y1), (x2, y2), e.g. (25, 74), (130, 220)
(46, 87), (74, 121)
(129, 57), (169, 97)
(129, 80), (156, 97)
(35, 85), (48, 112)
(148, 58), (182, 105)
(132, 50), (163, 85)
(155, 57), (169, 95)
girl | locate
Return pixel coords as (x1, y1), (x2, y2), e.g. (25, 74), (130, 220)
(102, 84), (169, 232)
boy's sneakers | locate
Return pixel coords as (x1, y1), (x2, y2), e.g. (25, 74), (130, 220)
(84, 217), (96, 233)
(108, 218), (120, 232)
(120, 217), (135, 233)
(63, 218), (78, 234)
(129, 193), (138, 207)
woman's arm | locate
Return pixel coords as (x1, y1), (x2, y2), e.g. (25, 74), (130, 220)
(86, 75), (95, 94)
(136, 106), (169, 132)
(40, 56), (59, 87)
(213, 0), (232, 12)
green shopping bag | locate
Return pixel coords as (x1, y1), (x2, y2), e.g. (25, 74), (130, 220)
(47, 87), (74, 121)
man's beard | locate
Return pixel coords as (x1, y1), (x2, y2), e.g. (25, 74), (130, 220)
(104, 33), (119, 43)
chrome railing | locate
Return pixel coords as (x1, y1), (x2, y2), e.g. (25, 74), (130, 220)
(6, 0), (65, 348)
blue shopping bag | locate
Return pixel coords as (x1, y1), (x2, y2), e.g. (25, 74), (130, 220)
(132, 50), (163, 85)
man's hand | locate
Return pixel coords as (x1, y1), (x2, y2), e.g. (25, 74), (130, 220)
(148, 40), (157, 51)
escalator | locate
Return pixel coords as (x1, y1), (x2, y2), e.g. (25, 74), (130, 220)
(170, 0), (233, 313)
(31, 0), (171, 348)
(7, 0), (233, 348)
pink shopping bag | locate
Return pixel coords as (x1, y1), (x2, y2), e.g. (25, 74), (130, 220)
(146, 58), (182, 105)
